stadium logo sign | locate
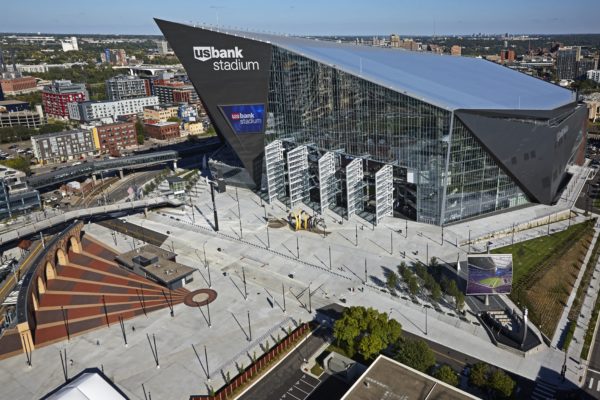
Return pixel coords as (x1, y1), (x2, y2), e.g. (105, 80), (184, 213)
(556, 125), (568, 144)
(193, 46), (259, 71)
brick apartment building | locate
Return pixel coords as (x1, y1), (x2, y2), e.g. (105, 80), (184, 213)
(144, 122), (180, 141)
(0, 76), (38, 95)
(91, 121), (137, 154)
(42, 80), (89, 118)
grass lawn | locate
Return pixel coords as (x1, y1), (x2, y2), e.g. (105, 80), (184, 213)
(492, 220), (595, 338)
(492, 221), (592, 288)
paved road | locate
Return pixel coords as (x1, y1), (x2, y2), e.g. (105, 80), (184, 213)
(239, 328), (328, 400)
(97, 218), (168, 247)
(584, 319), (600, 398)
(401, 330), (536, 399)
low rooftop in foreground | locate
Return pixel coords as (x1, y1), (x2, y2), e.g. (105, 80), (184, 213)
(341, 355), (477, 400)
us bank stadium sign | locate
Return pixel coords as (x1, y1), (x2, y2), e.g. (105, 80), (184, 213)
(219, 104), (265, 134)
(193, 46), (260, 71)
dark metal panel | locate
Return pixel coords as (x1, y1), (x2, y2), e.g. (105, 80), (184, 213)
(456, 106), (587, 204)
(155, 19), (272, 186)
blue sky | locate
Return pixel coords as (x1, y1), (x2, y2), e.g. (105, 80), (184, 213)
(1, 0), (599, 36)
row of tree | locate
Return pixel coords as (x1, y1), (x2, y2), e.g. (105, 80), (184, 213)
(333, 306), (515, 397)
(388, 260), (464, 310)
(0, 122), (71, 144)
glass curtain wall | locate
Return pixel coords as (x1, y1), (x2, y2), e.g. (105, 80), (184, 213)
(266, 46), (527, 225)
(443, 118), (528, 223)
(267, 46), (449, 224)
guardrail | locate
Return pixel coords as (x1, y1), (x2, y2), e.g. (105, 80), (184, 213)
(27, 150), (179, 189)
(0, 241), (43, 305)
(0, 197), (183, 245)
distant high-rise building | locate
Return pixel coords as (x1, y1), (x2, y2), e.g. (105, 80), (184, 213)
(588, 70), (600, 84)
(556, 47), (580, 80)
(42, 80), (88, 118)
(500, 49), (516, 63)
(68, 96), (159, 122)
(450, 45), (462, 56)
(389, 34), (400, 48)
(100, 49), (128, 66)
(60, 37), (78, 52)
(157, 40), (169, 55)
(105, 75), (147, 100)
(154, 81), (199, 104)
(577, 57), (598, 79)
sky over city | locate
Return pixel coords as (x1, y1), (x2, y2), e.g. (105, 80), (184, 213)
(1, 0), (599, 36)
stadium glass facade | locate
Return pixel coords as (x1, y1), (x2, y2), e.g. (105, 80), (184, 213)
(157, 19), (587, 226)
(266, 47), (527, 224)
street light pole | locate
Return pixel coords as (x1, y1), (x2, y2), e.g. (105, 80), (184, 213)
(236, 187), (242, 239)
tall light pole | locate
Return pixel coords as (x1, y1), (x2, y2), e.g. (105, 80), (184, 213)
(236, 187), (242, 239)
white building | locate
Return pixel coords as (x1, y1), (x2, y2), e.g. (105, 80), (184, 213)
(68, 96), (159, 122)
(60, 36), (79, 52)
(157, 40), (169, 55)
(588, 69), (600, 84)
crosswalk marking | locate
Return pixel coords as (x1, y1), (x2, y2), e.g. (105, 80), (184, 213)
(597, 379), (600, 391)
(589, 377), (595, 389)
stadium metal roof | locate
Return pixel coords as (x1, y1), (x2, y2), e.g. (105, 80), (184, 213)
(199, 26), (575, 112)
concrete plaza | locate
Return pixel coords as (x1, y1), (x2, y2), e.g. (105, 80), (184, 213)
(0, 163), (591, 398)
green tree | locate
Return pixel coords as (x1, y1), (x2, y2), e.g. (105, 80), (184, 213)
(386, 271), (398, 292)
(333, 306), (402, 359)
(358, 334), (384, 360)
(137, 133), (145, 145)
(469, 362), (489, 388)
(167, 116), (181, 123)
(446, 279), (459, 297)
(415, 262), (427, 278)
(455, 291), (465, 311)
(431, 283), (442, 302)
(393, 338), (435, 372)
(408, 276), (419, 296)
(489, 369), (515, 398)
(0, 157), (31, 174)
(433, 365), (459, 386)
(38, 122), (68, 134)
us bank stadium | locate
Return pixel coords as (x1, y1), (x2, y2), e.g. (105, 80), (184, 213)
(156, 19), (587, 226)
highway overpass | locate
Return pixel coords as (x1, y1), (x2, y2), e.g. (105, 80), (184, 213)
(27, 150), (179, 190)
(0, 196), (182, 246)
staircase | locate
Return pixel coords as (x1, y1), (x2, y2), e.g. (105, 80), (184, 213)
(32, 236), (189, 347)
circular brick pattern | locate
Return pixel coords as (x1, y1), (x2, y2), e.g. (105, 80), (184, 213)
(184, 289), (217, 307)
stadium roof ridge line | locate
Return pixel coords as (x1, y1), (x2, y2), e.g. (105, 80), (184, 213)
(154, 18), (575, 112)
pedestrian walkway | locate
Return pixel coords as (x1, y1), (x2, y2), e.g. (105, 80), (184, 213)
(530, 379), (557, 400)
(552, 228), (600, 348)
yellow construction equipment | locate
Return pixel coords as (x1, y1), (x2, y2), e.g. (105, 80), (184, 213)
(287, 210), (324, 232)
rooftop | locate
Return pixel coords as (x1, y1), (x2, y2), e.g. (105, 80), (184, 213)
(0, 100), (28, 106)
(161, 20), (575, 112)
(117, 244), (194, 285)
(341, 355), (478, 400)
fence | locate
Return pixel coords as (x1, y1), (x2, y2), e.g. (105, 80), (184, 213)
(189, 323), (310, 400)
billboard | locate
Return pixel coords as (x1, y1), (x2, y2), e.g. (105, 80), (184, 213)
(466, 254), (513, 295)
(219, 104), (265, 134)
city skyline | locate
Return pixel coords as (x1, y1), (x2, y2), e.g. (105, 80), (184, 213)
(0, 0), (599, 36)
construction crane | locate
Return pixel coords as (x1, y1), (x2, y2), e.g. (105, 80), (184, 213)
(287, 210), (324, 232)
